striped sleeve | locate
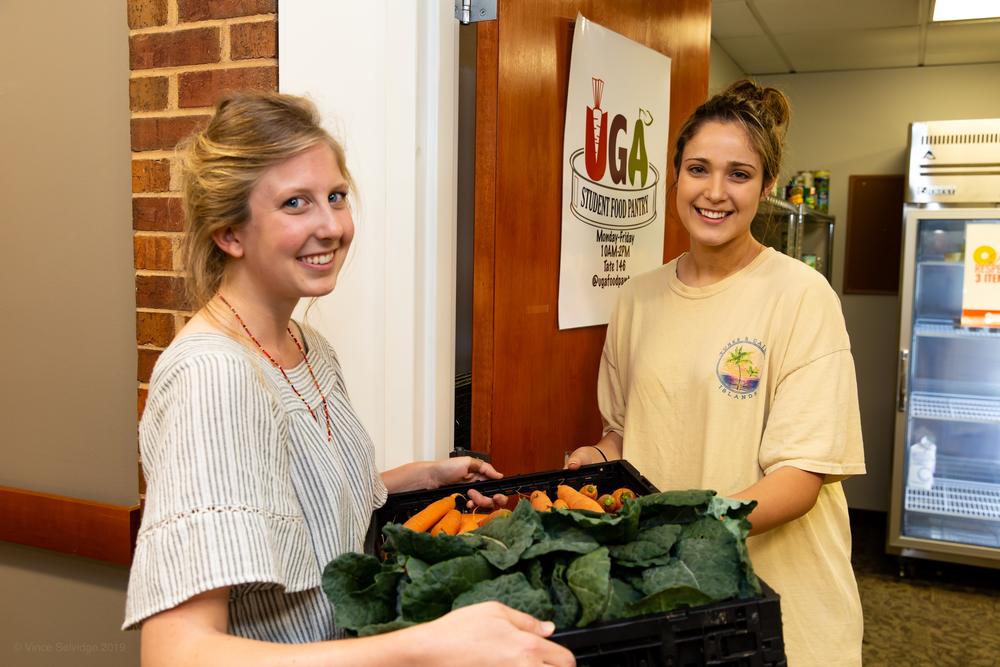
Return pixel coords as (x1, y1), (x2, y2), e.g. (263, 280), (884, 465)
(123, 350), (319, 630)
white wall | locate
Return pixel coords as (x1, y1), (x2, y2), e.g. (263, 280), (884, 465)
(755, 63), (1000, 511)
(279, 1), (458, 470)
(709, 39), (745, 95)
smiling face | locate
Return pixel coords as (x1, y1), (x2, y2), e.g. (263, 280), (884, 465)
(225, 143), (354, 309)
(676, 120), (770, 253)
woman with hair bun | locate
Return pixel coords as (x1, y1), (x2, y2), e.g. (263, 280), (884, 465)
(567, 80), (865, 665)
(124, 92), (574, 667)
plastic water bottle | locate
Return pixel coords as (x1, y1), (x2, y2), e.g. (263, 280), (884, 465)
(908, 436), (937, 490)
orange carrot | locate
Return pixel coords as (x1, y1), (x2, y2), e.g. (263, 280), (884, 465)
(530, 490), (553, 512)
(479, 508), (512, 527)
(557, 484), (604, 513)
(552, 499), (569, 510)
(431, 509), (462, 536)
(403, 493), (460, 532)
(579, 484), (599, 500)
(612, 488), (636, 507)
(458, 513), (483, 534)
(597, 494), (618, 512)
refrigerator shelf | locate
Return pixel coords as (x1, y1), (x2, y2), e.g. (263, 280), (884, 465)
(914, 320), (1000, 338)
(910, 392), (1000, 423)
(905, 479), (1000, 522)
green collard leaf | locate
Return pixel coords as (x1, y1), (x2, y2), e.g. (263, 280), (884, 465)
(626, 585), (714, 616)
(637, 489), (717, 527)
(567, 546), (611, 627)
(550, 561), (580, 630)
(525, 558), (546, 590)
(542, 497), (640, 545)
(321, 553), (402, 631)
(707, 495), (756, 522)
(608, 524), (683, 568)
(400, 554), (494, 622)
(475, 500), (545, 570)
(602, 578), (643, 621)
(452, 572), (555, 621)
(403, 555), (430, 580)
(356, 619), (415, 637)
(638, 559), (700, 596)
(522, 525), (600, 559)
(381, 523), (482, 563)
(675, 517), (741, 601)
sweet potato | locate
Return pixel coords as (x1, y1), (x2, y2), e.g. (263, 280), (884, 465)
(530, 490), (553, 512)
(403, 493), (460, 532)
(557, 484), (604, 513)
(431, 509), (462, 536)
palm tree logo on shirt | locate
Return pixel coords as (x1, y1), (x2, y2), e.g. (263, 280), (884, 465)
(716, 339), (766, 397)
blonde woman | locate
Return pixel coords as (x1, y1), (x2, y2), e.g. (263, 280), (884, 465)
(124, 93), (573, 667)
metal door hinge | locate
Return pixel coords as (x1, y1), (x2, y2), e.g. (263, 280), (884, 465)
(455, 0), (496, 24)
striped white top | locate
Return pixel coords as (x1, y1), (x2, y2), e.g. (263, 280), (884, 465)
(123, 324), (388, 642)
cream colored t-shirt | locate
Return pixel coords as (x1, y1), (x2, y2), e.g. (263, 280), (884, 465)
(599, 248), (866, 667)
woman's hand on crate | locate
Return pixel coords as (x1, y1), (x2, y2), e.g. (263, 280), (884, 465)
(400, 601), (575, 667)
(382, 457), (508, 509)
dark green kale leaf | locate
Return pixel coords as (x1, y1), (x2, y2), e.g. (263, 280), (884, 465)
(400, 553), (494, 622)
(638, 558), (700, 596)
(550, 560), (580, 630)
(542, 497), (640, 545)
(625, 585), (714, 616)
(524, 558), (546, 590)
(706, 497), (761, 598)
(321, 552), (403, 631)
(567, 546), (611, 627)
(474, 500), (545, 570)
(381, 523), (483, 563)
(637, 489), (717, 527)
(452, 572), (555, 621)
(675, 517), (741, 601)
(602, 577), (643, 621)
(521, 524), (600, 559)
(608, 524), (683, 568)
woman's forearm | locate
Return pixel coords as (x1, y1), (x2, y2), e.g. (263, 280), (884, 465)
(729, 466), (824, 536)
(381, 461), (433, 494)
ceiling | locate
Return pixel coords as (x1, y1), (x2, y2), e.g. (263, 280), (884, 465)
(712, 0), (1000, 74)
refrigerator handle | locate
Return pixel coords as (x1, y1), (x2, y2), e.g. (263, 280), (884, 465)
(897, 349), (910, 412)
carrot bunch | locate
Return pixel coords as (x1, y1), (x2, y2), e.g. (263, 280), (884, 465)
(401, 494), (512, 536)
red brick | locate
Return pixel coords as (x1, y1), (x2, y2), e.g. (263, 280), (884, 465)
(132, 159), (171, 193)
(230, 20), (277, 60)
(133, 197), (186, 232)
(136, 274), (187, 310)
(128, 0), (168, 29)
(178, 66), (277, 108)
(178, 0), (276, 22)
(138, 349), (161, 383)
(136, 311), (175, 347)
(130, 28), (221, 70)
(129, 77), (169, 112)
(138, 387), (148, 422)
(131, 115), (210, 152)
(134, 235), (174, 271)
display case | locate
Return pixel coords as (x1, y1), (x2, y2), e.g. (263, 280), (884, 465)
(751, 196), (835, 282)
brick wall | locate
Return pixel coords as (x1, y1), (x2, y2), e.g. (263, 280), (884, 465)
(128, 0), (278, 490)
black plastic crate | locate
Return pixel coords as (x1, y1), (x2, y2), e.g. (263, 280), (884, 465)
(375, 460), (658, 528)
(553, 582), (785, 667)
(374, 460), (785, 666)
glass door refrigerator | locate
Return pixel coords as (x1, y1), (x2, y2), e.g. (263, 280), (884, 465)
(889, 118), (1000, 568)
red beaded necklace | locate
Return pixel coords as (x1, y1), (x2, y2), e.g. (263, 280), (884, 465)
(217, 294), (333, 443)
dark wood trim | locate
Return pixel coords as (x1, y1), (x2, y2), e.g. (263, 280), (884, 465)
(0, 485), (140, 566)
(471, 18), (499, 457)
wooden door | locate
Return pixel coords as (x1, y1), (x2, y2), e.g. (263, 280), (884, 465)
(473, 0), (711, 475)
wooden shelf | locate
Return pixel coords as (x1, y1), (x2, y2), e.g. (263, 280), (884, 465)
(0, 485), (140, 566)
